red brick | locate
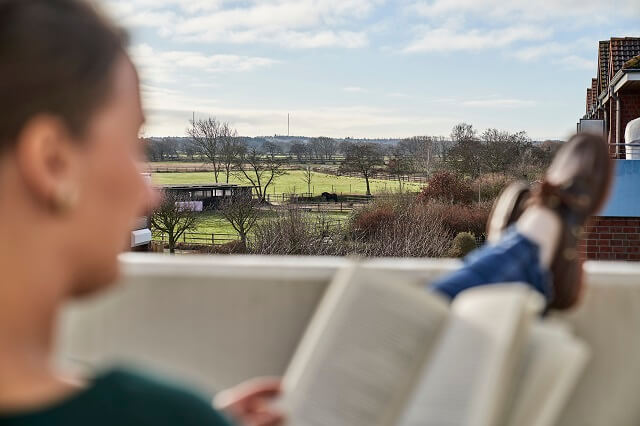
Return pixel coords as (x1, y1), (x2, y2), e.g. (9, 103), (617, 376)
(612, 240), (624, 246)
(623, 227), (637, 233)
(600, 246), (612, 253)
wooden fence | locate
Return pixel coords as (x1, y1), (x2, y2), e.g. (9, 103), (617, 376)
(155, 232), (239, 247)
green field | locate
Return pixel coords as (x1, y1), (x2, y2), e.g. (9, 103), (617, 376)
(153, 210), (351, 241)
(152, 170), (423, 195)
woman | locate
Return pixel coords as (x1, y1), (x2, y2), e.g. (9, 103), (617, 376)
(0, 1), (282, 425)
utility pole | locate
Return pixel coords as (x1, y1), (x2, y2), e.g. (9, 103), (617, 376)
(288, 113), (290, 137)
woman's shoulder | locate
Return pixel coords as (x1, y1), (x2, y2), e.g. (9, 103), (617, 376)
(90, 367), (233, 426)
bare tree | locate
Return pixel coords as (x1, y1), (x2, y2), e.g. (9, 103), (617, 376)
(262, 141), (282, 160)
(219, 193), (261, 248)
(234, 145), (287, 202)
(187, 117), (238, 183)
(386, 149), (414, 191)
(301, 164), (314, 195)
(220, 136), (243, 183)
(396, 136), (435, 175)
(289, 141), (307, 162)
(340, 142), (384, 196)
(150, 191), (202, 254)
(310, 137), (337, 162)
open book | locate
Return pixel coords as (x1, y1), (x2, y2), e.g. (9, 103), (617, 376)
(282, 266), (588, 426)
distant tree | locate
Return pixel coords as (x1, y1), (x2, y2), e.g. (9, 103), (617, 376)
(262, 141), (282, 160)
(182, 139), (199, 161)
(220, 137), (244, 183)
(187, 117), (238, 183)
(480, 129), (531, 173)
(312, 137), (337, 162)
(396, 136), (435, 175)
(451, 122), (477, 142)
(301, 164), (314, 195)
(234, 145), (288, 203)
(340, 142), (384, 196)
(337, 140), (352, 155)
(289, 141), (308, 162)
(307, 138), (322, 162)
(386, 149), (414, 191)
(446, 123), (483, 177)
(150, 191), (202, 254)
(219, 192), (261, 248)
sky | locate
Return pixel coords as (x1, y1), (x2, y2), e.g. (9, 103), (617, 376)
(101, 0), (640, 140)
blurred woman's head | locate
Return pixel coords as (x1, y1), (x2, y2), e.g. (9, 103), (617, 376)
(0, 0), (154, 297)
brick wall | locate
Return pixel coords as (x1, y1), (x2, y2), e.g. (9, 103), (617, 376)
(606, 91), (640, 158)
(580, 216), (640, 260)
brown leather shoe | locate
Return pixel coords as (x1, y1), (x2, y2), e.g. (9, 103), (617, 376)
(486, 181), (531, 243)
(534, 133), (613, 310)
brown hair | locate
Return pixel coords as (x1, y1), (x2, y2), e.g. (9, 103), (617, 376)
(0, 0), (128, 148)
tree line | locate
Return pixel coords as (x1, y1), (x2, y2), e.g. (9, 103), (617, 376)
(145, 117), (562, 197)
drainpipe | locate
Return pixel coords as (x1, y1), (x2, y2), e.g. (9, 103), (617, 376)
(602, 105), (609, 142)
(612, 90), (621, 158)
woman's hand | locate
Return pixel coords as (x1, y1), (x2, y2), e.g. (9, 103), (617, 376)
(214, 377), (284, 426)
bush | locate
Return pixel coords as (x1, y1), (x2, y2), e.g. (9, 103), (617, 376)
(347, 196), (453, 258)
(250, 208), (345, 256)
(448, 232), (477, 258)
(428, 201), (491, 237)
(471, 173), (514, 202)
(213, 240), (246, 254)
(418, 171), (474, 204)
(351, 205), (396, 239)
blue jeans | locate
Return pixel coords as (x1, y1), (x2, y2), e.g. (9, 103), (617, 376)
(430, 229), (552, 303)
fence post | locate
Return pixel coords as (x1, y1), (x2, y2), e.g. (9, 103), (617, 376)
(212, 233), (215, 246)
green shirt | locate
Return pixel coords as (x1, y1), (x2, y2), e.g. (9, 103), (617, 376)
(0, 369), (233, 426)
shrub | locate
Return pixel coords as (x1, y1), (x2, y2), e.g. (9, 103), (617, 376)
(418, 171), (474, 204)
(471, 173), (514, 202)
(250, 208), (346, 256)
(213, 240), (246, 254)
(351, 204), (396, 239)
(428, 201), (491, 237)
(448, 232), (477, 258)
(347, 196), (453, 258)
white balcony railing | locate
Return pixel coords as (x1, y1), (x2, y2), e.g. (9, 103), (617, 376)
(57, 254), (640, 426)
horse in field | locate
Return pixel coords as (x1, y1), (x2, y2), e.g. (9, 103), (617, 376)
(321, 192), (338, 202)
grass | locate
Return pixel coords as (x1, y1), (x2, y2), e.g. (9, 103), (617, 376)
(152, 170), (423, 195)
(153, 210), (352, 240)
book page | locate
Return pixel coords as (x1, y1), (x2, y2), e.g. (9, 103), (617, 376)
(505, 322), (589, 426)
(282, 266), (450, 426)
(398, 284), (543, 426)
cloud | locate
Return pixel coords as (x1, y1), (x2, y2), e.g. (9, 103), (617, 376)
(404, 22), (551, 53)
(142, 104), (458, 139)
(103, 0), (378, 49)
(343, 86), (368, 93)
(512, 40), (596, 70)
(462, 98), (536, 108)
(130, 44), (279, 84)
(408, 0), (638, 23)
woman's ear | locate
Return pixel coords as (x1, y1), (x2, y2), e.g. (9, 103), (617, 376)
(14, 116), (80, 213)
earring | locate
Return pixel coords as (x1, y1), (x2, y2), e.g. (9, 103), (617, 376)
(53, 184), (79, 213)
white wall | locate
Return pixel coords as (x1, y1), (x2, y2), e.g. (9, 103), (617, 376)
(56, 254), (640, 426)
